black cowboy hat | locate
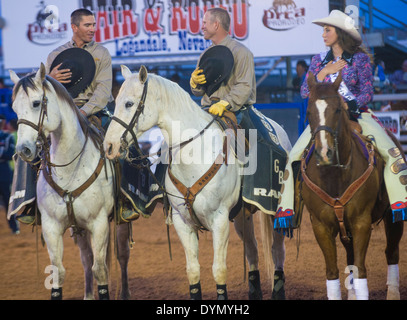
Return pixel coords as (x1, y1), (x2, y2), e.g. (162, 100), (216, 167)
(50, 48), (96, 99)
(199, 45), (234, 97)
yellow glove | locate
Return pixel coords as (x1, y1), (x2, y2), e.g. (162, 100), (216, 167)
(208, 100), (229, 117)
(190, 68), (206, 89)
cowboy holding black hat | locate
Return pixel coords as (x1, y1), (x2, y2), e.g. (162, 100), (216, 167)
(14, 9), (140, 225)
(46, 8), (113, 117)
(190, 7), (256, 120)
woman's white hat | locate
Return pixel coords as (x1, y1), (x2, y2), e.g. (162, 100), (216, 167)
(312, 10), (362, 43)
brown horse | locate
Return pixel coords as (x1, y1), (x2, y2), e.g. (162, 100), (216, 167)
(300, 72), (404, 300)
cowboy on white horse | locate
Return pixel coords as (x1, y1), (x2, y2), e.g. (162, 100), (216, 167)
(11, 9), (142, 225)
(190, 7), (290, 300)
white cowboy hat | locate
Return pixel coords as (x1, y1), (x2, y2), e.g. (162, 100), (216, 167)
(312, 10), (362, 43)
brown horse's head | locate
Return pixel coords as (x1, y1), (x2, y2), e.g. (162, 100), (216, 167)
(306, 71), (350, 166)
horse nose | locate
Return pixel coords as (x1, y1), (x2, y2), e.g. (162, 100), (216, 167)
(316, 147), (334, 166)
(17, 144), (34, 161)
(104, 142), (115, 159)
(107, 144), (113, 156)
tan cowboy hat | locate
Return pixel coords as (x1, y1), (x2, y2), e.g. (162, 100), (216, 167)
(312, 10), (362, 43)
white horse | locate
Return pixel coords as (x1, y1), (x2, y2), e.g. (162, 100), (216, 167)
(104, 65), (290, 300)
(10, 64), (131, 300)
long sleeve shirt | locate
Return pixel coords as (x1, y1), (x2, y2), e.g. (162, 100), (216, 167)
(191, 35), (256, 112)
(45, 40), (113, 115)
(301, 50), (374, 109)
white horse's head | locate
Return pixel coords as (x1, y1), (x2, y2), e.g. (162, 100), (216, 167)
(104, 65), (160, 159)
(10, 64), (69, 161)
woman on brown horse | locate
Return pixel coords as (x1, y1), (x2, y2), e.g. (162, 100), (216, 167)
(275, 10), (405, 299)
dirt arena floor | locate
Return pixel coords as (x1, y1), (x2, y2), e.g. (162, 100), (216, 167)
(0, 205), (406, 301)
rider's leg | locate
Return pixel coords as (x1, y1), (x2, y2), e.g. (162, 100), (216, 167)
(359, 110), (407, 222)
(274, 126), (312, 231)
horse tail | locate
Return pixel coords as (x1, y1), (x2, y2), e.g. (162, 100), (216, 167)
(258, 211), (275, 290)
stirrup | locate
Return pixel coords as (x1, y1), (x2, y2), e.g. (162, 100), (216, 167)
(120, 208), (140, 223)
(17, 213), (37, 226)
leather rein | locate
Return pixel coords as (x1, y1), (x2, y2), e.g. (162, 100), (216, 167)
(17, 83), (106, 236)
(301, 97), (375, 243)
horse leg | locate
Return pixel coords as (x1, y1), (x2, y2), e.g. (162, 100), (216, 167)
(233, 210), (262, 300)
(42, 222), (65, 300)
(271, 217), (286, 300)
(212, 210), (230, 300)
(116, 223), (131, 300)
(348, 216), (372, 300)
(172, 213), (201, 300)
(383, 210), (404, 300)
(310, 214), (341, 300)
(339, 237), (356, 300)
(76, 230), (95, 300)
(90, 219), (110, 300)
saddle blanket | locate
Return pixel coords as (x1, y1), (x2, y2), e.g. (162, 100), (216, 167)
(7, 154), (37, 219)
(238, 106), (288, 216)
(7, 152), (149, 220)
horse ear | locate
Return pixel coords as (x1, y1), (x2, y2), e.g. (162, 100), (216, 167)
(34, 63), (46, 85)
(9, 70), (20, 84)
(139, 65), (148, 84)
(307, 71), (316, 89)
(121, 65), (132, 80)
(333, 71), (342, 91)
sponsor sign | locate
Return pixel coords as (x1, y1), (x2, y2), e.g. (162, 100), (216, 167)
(375, 111), (401, 139)
(2, 0), (328, 70)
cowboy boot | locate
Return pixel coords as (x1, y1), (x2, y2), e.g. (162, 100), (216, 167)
(275, 126), (312, 232)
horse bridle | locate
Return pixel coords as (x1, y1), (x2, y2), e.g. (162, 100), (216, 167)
(111, 79), (218, 163)
(16, 82), (89, 168)
(111, 79), (149, 159)
(310, 94), (351, 169)
(17, 86), (49, 156)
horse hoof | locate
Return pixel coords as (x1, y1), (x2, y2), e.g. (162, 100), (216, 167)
(51, 287), (62, 300)
(98, 285), (110, 300)
(271, 270), (286, 300)
(216, 284), (228, 300)
(248, 270), (263, 300)
(190, 282), (202, 300)
(347, 288), (357, 300)
(387, 285), (400, 300)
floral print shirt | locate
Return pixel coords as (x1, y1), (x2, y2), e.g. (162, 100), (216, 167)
(301, 50), (374, 109)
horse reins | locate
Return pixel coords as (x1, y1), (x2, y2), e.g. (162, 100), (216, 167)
(303, 94), (376, 242)
(17, 81), (107, 238)
(110, 79), (231, 231)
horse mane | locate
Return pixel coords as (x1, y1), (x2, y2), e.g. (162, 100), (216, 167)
(148, 73), (200, 111)
(12, 72), (103, 147)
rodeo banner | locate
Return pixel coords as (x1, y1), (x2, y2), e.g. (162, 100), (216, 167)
(1, 0), (328, 70)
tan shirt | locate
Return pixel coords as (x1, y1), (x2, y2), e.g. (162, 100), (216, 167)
(45, 40), (113, 115)
(191, 35), (256, 112)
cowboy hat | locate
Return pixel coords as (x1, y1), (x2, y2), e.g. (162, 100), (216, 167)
(50, 48), (96, 99)
(199, 45), (234, 97)
(312, 10), (362, 43)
